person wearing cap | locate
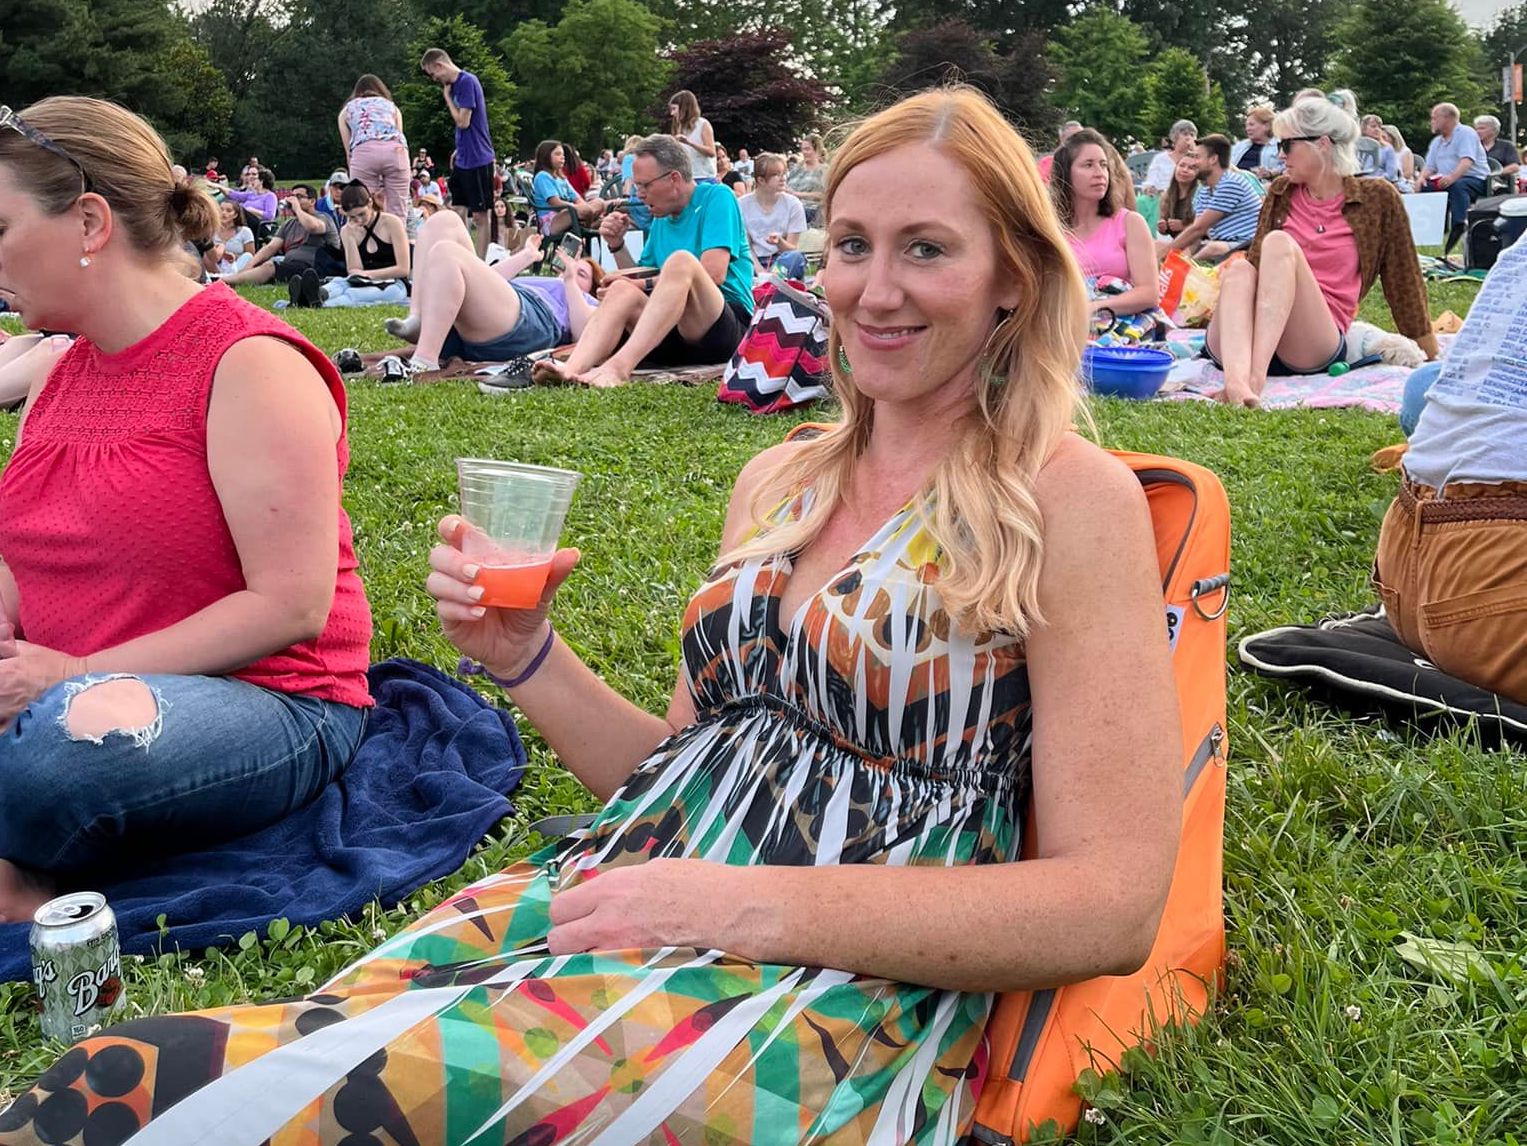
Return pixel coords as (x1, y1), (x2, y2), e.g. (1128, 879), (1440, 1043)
(316, 170), (349, 226)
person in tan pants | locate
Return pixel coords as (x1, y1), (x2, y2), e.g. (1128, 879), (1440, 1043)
(1373, 235), (1527, 704)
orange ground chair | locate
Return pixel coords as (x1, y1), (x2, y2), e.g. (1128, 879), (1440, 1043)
(969, 452), (1231, 1143)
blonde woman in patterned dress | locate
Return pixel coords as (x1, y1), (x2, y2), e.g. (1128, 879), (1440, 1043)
(0, 88), (1181, 1145)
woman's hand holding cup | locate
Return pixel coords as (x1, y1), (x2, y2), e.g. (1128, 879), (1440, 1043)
(428, 515), (580, 676)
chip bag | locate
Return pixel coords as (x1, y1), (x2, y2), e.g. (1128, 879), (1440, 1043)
(1158, 251), (1245, 327)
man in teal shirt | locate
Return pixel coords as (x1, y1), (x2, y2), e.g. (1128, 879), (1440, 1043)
(534, 135), (755, 387)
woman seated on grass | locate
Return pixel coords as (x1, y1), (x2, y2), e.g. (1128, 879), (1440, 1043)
(303, 180), (412, 309)
(0, 97), (373, 925)
(530, 138), (605, 238)
(1051, 128), (1160, 323)
(0, 86), (1182, 1145)
(1375, 236), (1527, 705)
(379, 208), (598, 376)
(1206, 97), (1438, 407)
(202, 198), (257, 276)
(1156, 151), (1200, 255)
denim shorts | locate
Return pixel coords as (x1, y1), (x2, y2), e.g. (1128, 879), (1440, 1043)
(0, 673), (367, 874)
(440, 283), (565, 361)
(1205, 331), (1347, 377)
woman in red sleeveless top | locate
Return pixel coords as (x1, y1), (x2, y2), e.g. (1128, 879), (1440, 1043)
(0, 97), (374, 923)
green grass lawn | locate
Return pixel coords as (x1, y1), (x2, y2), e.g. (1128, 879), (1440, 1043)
(0, 277), (1522, 1143)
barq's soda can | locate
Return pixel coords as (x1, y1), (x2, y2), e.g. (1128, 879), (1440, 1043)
(30, 892), (126, 1043)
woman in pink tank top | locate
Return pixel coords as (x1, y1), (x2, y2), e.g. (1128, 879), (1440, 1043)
(1049, 129), (1160, 326)
(0, 98), (373, 922)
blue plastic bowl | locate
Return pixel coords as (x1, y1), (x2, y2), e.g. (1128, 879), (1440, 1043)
(1082, 345), (1173, 400)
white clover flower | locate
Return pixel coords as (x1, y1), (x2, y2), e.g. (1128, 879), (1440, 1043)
(1344, 1004), (1362, 1022)
(1083, 1108), (1107, 1125)
(372, 926), (387, 940)
(185, 965), (205, 982)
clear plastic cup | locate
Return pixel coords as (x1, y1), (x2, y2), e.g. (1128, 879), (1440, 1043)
(455, 459), (581, 609)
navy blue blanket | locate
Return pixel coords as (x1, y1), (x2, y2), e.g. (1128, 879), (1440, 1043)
(0, 658), (526, 981)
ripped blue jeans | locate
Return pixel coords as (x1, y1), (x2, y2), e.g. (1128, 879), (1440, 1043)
(0, 674), (366, 874)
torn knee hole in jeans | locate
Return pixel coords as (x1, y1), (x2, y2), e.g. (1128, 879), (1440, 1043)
(58, 675), (168, 749)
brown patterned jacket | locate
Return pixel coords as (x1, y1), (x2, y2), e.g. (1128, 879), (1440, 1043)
(1248, 176), (1437, 353)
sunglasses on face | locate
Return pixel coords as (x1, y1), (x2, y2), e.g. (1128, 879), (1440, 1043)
(0, 105), (92, 194)
(1277, 135), (1324, 155)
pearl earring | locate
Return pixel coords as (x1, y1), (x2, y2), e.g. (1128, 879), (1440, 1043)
(79, 255), (92, 268)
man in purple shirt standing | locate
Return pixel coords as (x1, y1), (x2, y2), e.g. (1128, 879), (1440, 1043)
(421, 47), (496, 258)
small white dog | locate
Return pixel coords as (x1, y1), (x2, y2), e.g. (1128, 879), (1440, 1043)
(1343, 321), (1428, 368)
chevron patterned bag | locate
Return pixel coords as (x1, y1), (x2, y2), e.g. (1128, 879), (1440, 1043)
(718, 279), (831, 414)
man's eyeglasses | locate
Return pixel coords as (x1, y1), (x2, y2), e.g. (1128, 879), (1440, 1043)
(0, 106), (92, 194)
(1277, 135), (1323, 155)
(633, 169), (678, 195)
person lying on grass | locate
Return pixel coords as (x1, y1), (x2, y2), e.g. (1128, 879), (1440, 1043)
(531, 133), (754, 389)
(379, 208), (599, 376)
(0, 96), (373, 925)
(1205, 96), (1438, 407)
(0, 86), (1182, 1145)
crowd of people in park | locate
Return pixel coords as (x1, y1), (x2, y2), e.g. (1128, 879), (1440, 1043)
(0, 51), (1522, 1141)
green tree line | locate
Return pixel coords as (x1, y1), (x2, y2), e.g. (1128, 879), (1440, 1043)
(1, 0), (1522, 176)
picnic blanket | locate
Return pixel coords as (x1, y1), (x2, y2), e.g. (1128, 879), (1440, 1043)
(355, 347), (727, 386)
(0, 658), (527, 982)
(1155, 334), (1455, 413)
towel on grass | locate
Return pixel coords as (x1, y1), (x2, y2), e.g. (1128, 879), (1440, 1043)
(355, 347), (727, 386)
(0, 658), (527, 982)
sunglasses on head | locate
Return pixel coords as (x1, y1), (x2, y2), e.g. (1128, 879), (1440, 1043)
(0, 105), (92, 195)
(1277, 135), (1324, 155)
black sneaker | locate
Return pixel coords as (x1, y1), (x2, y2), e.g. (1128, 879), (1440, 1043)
(377, 355), (430, 384)
(476, 355), (535, 395)
(287, 274), (305, 309)
(299, 267), (322, 308)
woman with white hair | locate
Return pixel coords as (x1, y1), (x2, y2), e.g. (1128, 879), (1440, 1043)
(1143, 119), (1196, 195)
(1205, 97), (1437, 407)
(1473, 113), (1521, 185)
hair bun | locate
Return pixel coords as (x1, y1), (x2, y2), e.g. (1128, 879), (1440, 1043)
(168, 179), (196, 213)
(166, 175), (217, 243)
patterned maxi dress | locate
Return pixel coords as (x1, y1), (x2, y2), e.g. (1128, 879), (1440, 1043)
(0, 500), (1034, 1146)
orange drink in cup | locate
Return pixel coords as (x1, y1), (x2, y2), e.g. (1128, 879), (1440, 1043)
(455, 459), (581, 609)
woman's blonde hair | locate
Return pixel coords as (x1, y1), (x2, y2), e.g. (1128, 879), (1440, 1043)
(1274, 97), (1359, 177)
(726, 86), (1090, 639)
(0, 97), (217, 253)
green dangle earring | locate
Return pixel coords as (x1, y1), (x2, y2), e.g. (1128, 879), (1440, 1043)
(837, 345), (853, 376)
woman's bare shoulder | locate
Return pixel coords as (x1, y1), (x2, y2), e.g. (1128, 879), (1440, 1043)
(1034, 432), (1146, 515)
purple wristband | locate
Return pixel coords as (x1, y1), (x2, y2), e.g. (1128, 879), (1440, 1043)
(459, 625), (555, 691)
